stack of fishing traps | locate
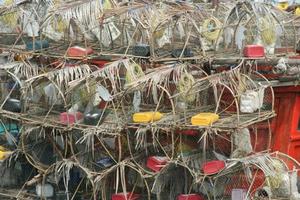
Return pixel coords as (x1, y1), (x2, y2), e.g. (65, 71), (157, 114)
(0, 0), (299, 199)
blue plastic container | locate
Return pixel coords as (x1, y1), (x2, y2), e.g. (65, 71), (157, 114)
(26, 40), (49, 50)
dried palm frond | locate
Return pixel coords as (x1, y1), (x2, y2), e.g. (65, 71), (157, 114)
(124, 63), (190, 92)
(49, 0), (103, 24)
(41, 0), (113, 41)
(0, 61), (39, 80)
(46, 64), (91, 89)
(134, 127), (147, 150)
(89, 59), (136, 94)
(55, 159), (94, 199)
(44, 0), (106, 34)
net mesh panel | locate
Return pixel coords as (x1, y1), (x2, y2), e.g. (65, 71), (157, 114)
(222, 169), (265, 197)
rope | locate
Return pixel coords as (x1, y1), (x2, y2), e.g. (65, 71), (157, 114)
(125, 63), (144, 84)
(178, 72), (195, 103)
(265, 159), (285, 189)
(0, 0), (18, 27)
(202, 17), (222, 42)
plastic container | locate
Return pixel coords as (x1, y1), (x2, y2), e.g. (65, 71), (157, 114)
(202, 160), (225, 175)
(67, 46), (93, 57)
(191, 113), (219, 126)
(3, 98), (21, 113)
(0, 149), (12, 160)
(90, 60), (109, 68)
(112, 192), (140, 200)
(132, 44), (150, 57)
(240, 89), (264, 113)
(84, 109), (105, 125)
(6, 129), (19, 145)
(60, 112), (83, 125)
(232, 189), (247, 200)
(0, 123), (19, 133)
(147, 156), (168, 172)
(176, 130), (198, 136)
(133, 112), (163, 123)
(36, 183), (54, 198)
(55, 191), (71, 200)
(295, 7), (300, 16)
(96, 157), (114, 168)
(243, 45), (265, 58)
(26, 40), (49, 50)
(177, 194), (205, 200)
(172, 48), (193, 58)
(277, 2), (288, 10)
(275, 47), (295, 54)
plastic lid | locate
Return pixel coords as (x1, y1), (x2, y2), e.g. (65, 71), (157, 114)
(202, 160), (225, 175)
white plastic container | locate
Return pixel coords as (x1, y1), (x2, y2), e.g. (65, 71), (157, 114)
(36, 183), (54, 198)
(232, 189), (247, 200)
(240, 88), (264, 113)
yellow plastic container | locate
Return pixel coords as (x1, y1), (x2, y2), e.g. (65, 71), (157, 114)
(133, 112), (163, 123)
(191, 113), (219, 126)
(0, 146), (6, 151)
(0, 150), (12, 160)
(277, 2), (289, 11)
(295, 7), (300, 16)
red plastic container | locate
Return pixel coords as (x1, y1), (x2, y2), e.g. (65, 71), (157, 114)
(90, 60), (109, 68)
(176, 130), (198, 136)
(112, 192), (140, 200)
(202, 160), (225, 175)
(99, 101), (107, 109)
(177, 194), (205, 200)
(60, 112), (83, 125)
(274, 47), (294, 54)
(147, 156), (168, 172)
(50, 60), (79, 68)
(243, 45), (265, 57)
(67, 46), (93, 57)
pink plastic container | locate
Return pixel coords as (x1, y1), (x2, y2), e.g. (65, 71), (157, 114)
(243, 45), (265, 57)
(67, 46), (93, 57)
(177, 194), (205, 200)
(60, 112), (83, 125)
(112, 192), (140, 200)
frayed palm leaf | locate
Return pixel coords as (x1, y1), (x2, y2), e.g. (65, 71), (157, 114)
(47, 64), (91, 89)
(0, 61), (39, 80)
(55, 159), (93, 199)
(134, 127), (147, 150)
(44, 0), (106, 36)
